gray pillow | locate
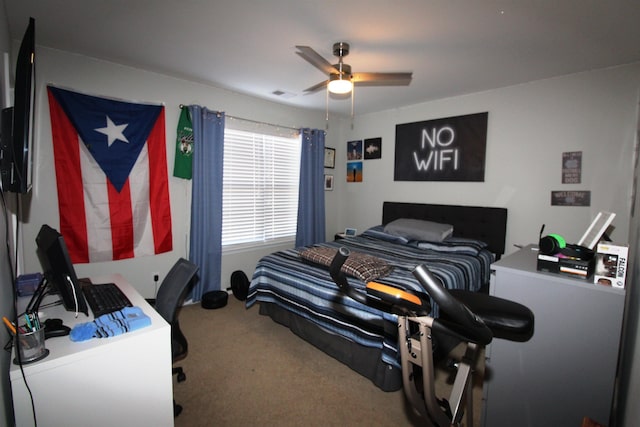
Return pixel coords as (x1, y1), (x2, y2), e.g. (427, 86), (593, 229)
(384, 218), (454, 242)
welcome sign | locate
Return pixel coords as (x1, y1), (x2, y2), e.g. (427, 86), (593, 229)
(394, 112), (488, 181)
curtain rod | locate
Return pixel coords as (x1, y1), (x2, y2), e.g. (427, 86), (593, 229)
(179, 104), (300, 132)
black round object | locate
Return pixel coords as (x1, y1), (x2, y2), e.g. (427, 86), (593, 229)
(201, 290), (228, 309)
(539, 234), (565, 255)
(230, 270), (249, 301)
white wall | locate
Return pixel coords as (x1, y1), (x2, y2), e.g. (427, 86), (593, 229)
(21, 47), (334, 297)
(8, 35), (640, 426)
(332, 64), (640, 256)
(29, 43), (639, 295)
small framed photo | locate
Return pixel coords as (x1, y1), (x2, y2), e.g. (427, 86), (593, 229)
(344, 227), (357, 236)
(324, 174), (334, 191)
(364, 137), (382, 160)
(347, 161), (363, 182)
(347, 140), (363, 161)
(324, 147), (336, 169)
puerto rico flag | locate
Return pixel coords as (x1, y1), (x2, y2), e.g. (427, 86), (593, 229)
(47, 86), (172, 263)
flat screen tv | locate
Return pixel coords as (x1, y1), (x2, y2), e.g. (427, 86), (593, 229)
(34, 224), (88, 316)
(0, 17), (35, 193)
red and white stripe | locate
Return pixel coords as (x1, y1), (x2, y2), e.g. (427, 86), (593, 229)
(48, 92), (172, 263)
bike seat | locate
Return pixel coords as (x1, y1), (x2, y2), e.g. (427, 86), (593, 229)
(447, 290), (534, 342)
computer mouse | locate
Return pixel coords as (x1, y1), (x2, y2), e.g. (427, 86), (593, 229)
(44, 318), (71, 339)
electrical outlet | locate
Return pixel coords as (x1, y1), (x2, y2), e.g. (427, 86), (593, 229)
(152, 272), (160, 283)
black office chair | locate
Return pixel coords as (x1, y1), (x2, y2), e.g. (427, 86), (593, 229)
(153, 258), (199, 417)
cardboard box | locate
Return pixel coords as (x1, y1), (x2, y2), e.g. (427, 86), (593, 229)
(594, 242), (629, 289)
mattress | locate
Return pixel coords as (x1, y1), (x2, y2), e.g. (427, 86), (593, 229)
(246, 227), (494, 376)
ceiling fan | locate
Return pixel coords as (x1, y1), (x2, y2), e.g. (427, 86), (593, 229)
(295, 42), (413, 95)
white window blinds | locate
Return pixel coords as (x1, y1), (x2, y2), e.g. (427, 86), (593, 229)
(222, 127), (301, 248)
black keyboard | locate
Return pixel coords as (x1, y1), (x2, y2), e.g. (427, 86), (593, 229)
(82, 282), (133, 317)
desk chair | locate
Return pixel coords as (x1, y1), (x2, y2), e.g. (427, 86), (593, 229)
(153, 258), (199, 417)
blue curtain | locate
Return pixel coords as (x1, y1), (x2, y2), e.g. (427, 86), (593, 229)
(188, 106), (225, 301)
(295, 128), (326, 247)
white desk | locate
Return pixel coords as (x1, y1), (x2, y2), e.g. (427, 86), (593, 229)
(10, 274), (174, 427)
(482, 246), (626, 427)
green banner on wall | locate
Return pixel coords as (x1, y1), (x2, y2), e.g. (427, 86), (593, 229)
(173, 107), (193, 179)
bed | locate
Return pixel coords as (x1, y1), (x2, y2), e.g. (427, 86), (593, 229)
(246, 202), (508, 391)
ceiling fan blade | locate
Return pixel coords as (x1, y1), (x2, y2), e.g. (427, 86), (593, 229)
(302, 80), (329, 93)
(295, 46), (339, 75)
(352, 72), (413, 86)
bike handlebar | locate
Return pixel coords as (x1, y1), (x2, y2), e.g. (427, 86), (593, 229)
(329, 246), (493, 345)
(413, 264), (493, 345)
(329, 247), (369, 306)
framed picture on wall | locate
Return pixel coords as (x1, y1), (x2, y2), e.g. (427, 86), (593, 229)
(347, 162), (363, 183)
(324, 147), (336, 169)
(347, 140), (363, 161)
(364, 138), (382, 160)
(394, 112), (488, 182)
(324, 174), (334, 190)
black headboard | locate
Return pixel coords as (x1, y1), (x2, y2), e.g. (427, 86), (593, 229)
(382, 202), (508, 258)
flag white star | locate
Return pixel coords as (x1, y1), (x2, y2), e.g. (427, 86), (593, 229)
(95, 116), (129, 147)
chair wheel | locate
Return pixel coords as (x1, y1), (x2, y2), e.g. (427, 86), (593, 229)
(177, 372), (186, 382)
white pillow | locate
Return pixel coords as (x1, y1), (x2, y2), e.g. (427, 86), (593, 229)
(384, 218), (454, 242)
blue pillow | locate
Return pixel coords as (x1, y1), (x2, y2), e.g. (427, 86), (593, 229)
(362, 225), (410, 245)
(415, 237), (488, 255)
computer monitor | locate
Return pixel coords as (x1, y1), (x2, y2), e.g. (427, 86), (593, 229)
(33, 225), (88, 316)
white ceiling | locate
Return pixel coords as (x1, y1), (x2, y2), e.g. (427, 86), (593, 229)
(4, 0), (640, 116)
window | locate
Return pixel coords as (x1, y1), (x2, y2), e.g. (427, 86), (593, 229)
(222, 125), (301, 248)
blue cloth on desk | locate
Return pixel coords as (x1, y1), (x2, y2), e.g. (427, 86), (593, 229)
(70, 306), (151, 342)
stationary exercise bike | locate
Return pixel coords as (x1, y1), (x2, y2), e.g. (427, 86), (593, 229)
(329, 247), (534, 427)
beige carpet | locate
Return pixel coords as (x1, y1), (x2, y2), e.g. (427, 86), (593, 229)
(173, 296), (484, 426)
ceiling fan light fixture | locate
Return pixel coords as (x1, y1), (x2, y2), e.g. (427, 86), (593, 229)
(328, 74), (353, 94)
(297, 42), (412, 97)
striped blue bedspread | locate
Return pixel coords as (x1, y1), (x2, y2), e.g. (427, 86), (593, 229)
(246, 229), (494, 369)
